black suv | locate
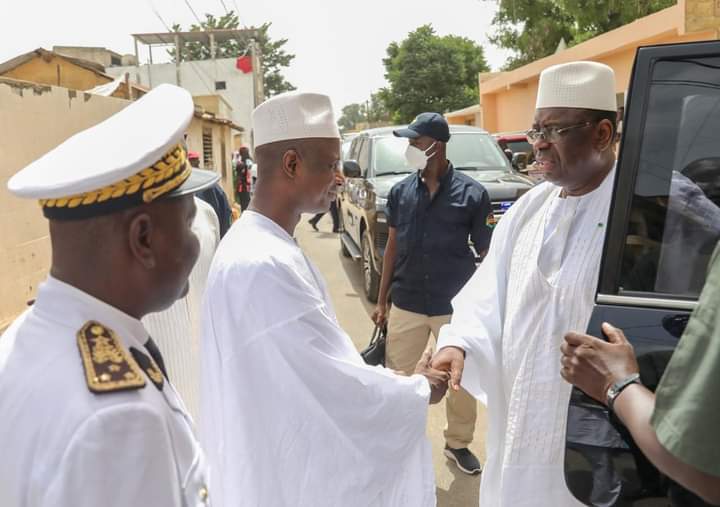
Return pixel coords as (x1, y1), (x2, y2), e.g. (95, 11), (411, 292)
(565, 41), (720, 506)
(338, 125), (534, 302)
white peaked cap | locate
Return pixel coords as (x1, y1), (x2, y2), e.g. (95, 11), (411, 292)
(536, 61), (617, 112)
(252, 91), (341, 148)
(8, 83), (218, 220)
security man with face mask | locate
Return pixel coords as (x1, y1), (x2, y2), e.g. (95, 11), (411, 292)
(371, 112), (493, 474)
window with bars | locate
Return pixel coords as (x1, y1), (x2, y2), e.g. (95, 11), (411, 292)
(202, 129), (213, 168)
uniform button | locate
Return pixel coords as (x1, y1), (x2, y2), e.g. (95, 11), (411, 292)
(424, 275), (429, 280)
(199, 486), (209, 503)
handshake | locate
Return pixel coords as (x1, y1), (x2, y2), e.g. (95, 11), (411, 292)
(412, 347), (466, 404)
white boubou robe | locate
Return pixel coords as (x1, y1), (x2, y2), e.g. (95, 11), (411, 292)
(200, 211), (436, 507)
(437, 169), (616, 507)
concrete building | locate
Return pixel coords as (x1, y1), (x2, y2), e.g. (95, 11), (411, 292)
(108, 57), (254, 145)
(0, 48), (145, 99)
(53, 45), (137, 68)
(106, 30), (262, 145)
(445, 104), (482, 126)
(453, 0), (720, 133)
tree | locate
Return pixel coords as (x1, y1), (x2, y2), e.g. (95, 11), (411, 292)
(338, 93), (392, 132)
(379, 25), (490, 124)
(338, 103), (365, 132)
(490, 0), (675, 70)
(169, 12), (295, 97)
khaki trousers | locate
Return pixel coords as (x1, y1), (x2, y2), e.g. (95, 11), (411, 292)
(385, 305), (477, 449)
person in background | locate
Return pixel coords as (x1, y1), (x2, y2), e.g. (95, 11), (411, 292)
(143, 195), (220, 421)
(372, 112), (492, 475)
(190, 151), (233, 238)
(235, 145), (253, 211)
(308, 189), (341, 232)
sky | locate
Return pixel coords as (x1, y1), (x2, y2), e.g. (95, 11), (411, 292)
(1, 0), (513, 112)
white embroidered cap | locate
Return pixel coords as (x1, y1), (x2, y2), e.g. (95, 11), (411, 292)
(536, 61), (617, 112)
(252, 91), (341, 148)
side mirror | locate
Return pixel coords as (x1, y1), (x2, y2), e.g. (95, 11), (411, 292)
(511, 152), (528, 171)
(343, 160), (362, 178)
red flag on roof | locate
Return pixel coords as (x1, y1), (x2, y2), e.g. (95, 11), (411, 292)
(236, 55), (252, 73)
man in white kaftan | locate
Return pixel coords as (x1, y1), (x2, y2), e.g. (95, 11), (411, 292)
(144, 197), (220, 421)
(432, 61), (620, 506)
(200, 92), (447, 507)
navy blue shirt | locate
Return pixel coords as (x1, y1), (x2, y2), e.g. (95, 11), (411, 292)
(197, 182), (233, 238)
(386, 164), (493, 316)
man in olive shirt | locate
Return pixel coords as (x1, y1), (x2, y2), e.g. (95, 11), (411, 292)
(561, 244), (720, 505)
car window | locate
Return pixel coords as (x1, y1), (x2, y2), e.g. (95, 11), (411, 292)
(372, 133), (510, 175)
(506, 140), (533, 156)
(357, 137), (370, 176)
(348, 137), (361, 161)
(619, 57), (720, 299)
(342, 140), (352, 161)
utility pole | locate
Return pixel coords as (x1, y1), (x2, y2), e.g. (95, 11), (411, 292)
(250, 39), (264, 106)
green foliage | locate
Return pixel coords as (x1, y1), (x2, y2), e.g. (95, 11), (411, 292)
(169, 13), (295, 98)
(379, 25), (489, 124)
(338, 92), (391, 132)
(338, 103), (364, 132)
(491, 0), (676, 70)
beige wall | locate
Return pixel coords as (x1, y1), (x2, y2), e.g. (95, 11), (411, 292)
(193, 94), (234, 120)
(479, 1), (719, 133)
(0, 79), (130, 330)
(2, 55), (112, 92)
(185, 119), (236, 203)
(52, 46), (137, 68)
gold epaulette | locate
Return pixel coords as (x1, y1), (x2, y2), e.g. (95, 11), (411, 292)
(77, 321), (146, 393)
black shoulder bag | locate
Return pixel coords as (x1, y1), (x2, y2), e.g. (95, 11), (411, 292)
(360, 324), (387, 366)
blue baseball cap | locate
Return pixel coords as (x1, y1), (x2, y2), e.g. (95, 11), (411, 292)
(393, 112), (450, 143)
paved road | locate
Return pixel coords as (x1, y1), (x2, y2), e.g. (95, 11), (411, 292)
(297, 214), (487, 507)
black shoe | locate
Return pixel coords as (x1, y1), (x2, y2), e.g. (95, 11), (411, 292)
(308, 220), (319, 231)
(444, 445), (482, 475)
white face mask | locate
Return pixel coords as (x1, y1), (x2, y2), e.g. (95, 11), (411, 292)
(404, 141), (437, 170)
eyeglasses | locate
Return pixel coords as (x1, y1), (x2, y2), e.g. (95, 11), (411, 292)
(525, 121), (593, 143)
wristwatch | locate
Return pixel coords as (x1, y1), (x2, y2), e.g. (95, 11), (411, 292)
(606, 373), (641, 412)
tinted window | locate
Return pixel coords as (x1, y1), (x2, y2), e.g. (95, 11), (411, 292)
(357, 137), (370, 175)
(506, 140), (533, 155)
(373, 133), (510, 175)
(619, 58), (720, 299)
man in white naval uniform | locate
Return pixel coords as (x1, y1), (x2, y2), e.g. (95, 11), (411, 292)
(200, 91), (449, 507)
(432, 61), (619, 506)
(0, 84), (218, 506)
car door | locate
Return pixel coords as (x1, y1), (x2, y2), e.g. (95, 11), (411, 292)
(343, 135), (367, 245)
(564, 40), (720, 507)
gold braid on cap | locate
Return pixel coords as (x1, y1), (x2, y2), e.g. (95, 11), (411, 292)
(40, 143), (190, 209)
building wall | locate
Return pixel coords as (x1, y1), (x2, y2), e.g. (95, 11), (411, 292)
(0, 79), (130, 330)
(193, 94), (233, 120)
(53, 46), (137, 68)
(2, 55), (111, 92)
(107, 58), (255, 135)
(185, 119), (235, 203)
(479, 1), (719, 133)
